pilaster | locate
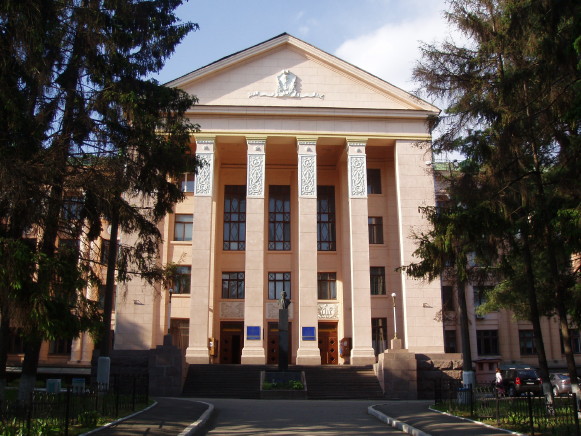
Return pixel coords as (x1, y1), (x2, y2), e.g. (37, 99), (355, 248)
(346, 139), (376, 365)
(241, 137), (267, 364)
(295, 138), (321, 365)
(186, 137), (215, 364)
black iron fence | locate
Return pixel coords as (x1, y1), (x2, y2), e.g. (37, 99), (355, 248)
(0, 374), (148, 436)
(434, 379), (580, 436)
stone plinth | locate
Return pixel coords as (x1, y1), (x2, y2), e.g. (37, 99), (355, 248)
(377, 348), (418, 400)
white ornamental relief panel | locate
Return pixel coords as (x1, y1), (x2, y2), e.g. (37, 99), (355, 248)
(220, 302), (244, 319)
(194, 153), (214, 196)
(317, 303), (339, 320)
(349, 155), (367, 198)
(266, 302), (294, 320)
(247, 154), (265, 198)
(299, 154), (316, 197)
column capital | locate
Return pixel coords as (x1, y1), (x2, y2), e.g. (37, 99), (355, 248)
(194, 138), (215, 197)
(346, 138), (367, 155)
(246, 137), (267, 154)
(194, 137), (216, 153)
(247, 138), (266, 198)
(297, 137), (317, 155)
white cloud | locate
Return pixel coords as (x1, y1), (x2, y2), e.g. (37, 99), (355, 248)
(335, 4), (453, 93)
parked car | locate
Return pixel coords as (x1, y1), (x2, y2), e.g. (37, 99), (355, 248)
(549, 373), (581, 396)
(502, 367), (542, 396)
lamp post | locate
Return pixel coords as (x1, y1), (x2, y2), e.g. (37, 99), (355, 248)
(391, 292), (397, 339)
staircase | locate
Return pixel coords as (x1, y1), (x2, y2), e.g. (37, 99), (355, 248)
(182, 364), (384, 400)
(182, 364), (264, 398)
(300, 365), (385, 400)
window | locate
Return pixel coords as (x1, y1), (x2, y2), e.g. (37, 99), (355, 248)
(177, 173), (195, 192)
(223, 185), (246, 251)
(477, 330), (499, 355)
(98, 284), (117, 311)
(49, 338), (72, 355)
(62, 196), (83, 221)
(174, 214), (193, 241)
(173, 266), (191, 294)
(444, 329), (457, 353)
(370, 267), (386, 295)
(519, 330), (537, 356)
(317, 273), (337, 300)
(268, 186), (291, 250)
(473, 286), (492, 310)
(367, 169), (381, 194)
(441, 286), (454, 312)
(59, 238), (79, 255)
(268, 272), (291, 300)
(372, 318), (387, 355)
(368, 217), (384, 244)
(100, 239), (110, 264)
(560, 329), (581, 354)
(222, 272), (245, 299)
(317, 186), (336, 251)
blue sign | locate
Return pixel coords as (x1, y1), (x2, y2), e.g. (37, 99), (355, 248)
(247, 326), (261, 340)
(302, 327), (316, 341)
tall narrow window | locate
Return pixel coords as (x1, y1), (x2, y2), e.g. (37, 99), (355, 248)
(174, 214), (193, 241)
(268, 272), (291, 300)
(317, 273), (337, 300)
(444, 330), (457, 353)
(519, 330), (536, 356)
(268, 186), (291, 250)
(370, 267), (386, 295)
(441, 286), (454, 312)
(223, 185), (246, 251)
(222, 272), (245, 299)
(173, 266), (192, 294)
(49, 338), (72, 355)
(367, 169), (382, 194)
(317, 186), (336, 251)
(368, 217), (384, 244)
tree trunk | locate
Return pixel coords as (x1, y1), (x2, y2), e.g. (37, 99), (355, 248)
(17, 337), (41, 405)
(456, 279), (473, 376)
(0, 309), (9, 402)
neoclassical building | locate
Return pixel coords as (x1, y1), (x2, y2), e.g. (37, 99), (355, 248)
(109, 33), (444, 366)
(8, 34), (580, 377)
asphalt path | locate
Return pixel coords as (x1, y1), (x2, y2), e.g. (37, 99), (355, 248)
(198, 399), (406, 435)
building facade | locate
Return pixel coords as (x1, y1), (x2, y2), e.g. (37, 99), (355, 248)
(8, 34), (579, 375)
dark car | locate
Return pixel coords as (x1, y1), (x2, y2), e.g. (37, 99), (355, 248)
(502, 367), (542, 396)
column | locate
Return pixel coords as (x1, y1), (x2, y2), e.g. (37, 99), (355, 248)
(394, 139), (443, 352)
(185, 137), (215, 364)
(295, 138), (321, 365)
(241, 137), (267, 364)
(346, 139), (376, 365)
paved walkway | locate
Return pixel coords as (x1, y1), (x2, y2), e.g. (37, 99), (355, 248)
(86, 397), (520, 436)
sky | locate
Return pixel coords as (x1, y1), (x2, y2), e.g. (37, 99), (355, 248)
(152, 0), (455, 103)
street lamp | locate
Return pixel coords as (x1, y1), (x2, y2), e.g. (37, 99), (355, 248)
(391, 292), (397, 339)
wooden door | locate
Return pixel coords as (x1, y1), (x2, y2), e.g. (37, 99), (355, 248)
(318, 322), (338, 365)
(267, 322), (292, 365)
(219, 322), (243, 364)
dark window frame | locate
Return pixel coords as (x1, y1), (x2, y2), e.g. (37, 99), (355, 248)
(370, 266), (386, 295)
(223, 185), (246, 251)
(173, 266), (192, 294)
(519, 329), (537, 356)
(268, 186), (291, 251)
(174, 214), (193, 241)
(317, 272), (337, 300)
(268, 272), (291, 300)
(441, 286), (454, 312)
(444, 329), (457, 353)
(476, 329), (499, 355)
(372, 318), (388, 355)
(221, 272), (245, 299)
(48, 338), (72, 355)
(368, 217), (384, 244)
(367, 168), (382, 194)
(317, 186), (336, 251)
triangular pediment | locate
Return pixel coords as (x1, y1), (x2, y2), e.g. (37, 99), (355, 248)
(167, 33), (438, 113)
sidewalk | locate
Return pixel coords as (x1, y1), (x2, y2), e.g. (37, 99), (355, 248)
(85, 397), (212, 436)
(370, 400), (521, 436)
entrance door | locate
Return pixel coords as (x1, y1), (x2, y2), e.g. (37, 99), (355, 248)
(267, 322), (292, 365)
(318, 322), (338, 365)
(219, 322), (243, 364)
